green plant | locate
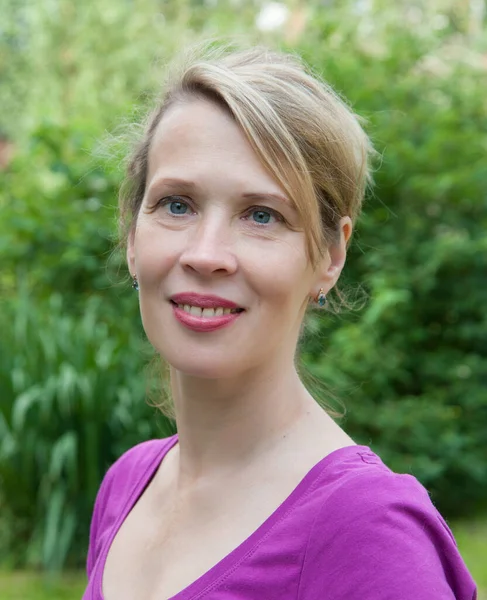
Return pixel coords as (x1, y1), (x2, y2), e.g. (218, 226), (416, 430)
(0, 292), (175, 570)
(297, 7), (487, 517)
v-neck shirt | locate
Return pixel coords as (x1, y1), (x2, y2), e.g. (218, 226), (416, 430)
(82, 434), (476, 600)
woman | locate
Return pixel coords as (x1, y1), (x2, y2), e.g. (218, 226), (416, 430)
(83, 46), (476, 600)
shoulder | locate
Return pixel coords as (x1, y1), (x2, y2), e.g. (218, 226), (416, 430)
(298, 446), (476, 600)
(86, 435), (177, 577)
(101, 436), (177, 499)
(318, 446), (439, 520)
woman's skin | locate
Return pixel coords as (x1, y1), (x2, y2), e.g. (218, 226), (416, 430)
(127, 98), (355, 493)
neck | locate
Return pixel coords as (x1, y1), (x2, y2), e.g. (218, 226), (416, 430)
(169, 358), (320, 486)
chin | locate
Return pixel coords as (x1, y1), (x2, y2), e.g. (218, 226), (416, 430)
(168, 362), (237, 380)
(157, 347), (243, 380)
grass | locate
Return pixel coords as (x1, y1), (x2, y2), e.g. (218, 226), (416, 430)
(0, 571), (86, 600)
(0, 519), (485, 599)
(451, 516), (487, 597)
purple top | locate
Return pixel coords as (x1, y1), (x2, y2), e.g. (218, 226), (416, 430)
(83, 435), (477, 600)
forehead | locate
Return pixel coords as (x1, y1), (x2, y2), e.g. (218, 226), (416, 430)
(146, 98), (285, 193)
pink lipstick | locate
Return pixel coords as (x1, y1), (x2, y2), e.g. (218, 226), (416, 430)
(170, 292), (244, 333)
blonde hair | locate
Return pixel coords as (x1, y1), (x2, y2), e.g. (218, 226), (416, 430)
(119, 44), (374, 268)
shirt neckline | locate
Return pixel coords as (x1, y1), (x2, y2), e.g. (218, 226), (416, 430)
(96, 436), (371, 600)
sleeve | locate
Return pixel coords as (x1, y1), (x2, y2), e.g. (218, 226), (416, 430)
(298, 471), (477, 600)
(86, 463), (116, 579)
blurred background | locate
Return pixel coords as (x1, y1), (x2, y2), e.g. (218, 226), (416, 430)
(1, 0), (486, 597)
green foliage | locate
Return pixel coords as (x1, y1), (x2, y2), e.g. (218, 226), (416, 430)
(297, 11), (487, 516)
(0, 121), (122, 302)
(0, 292), (175, 570)
(0, 0), (486, 570)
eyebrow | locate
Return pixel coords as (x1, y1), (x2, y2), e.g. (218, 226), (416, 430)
(148, 177), (292, 207)
(146, 177), (197, 196)
(241, 192), (292, 207)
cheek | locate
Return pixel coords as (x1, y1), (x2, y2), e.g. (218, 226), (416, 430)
(243, 253), (311, 354)
(242, 240), (311, 307)
(133, 222), (180, 280)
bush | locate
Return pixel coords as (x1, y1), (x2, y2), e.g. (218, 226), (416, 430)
(0, 292), (175, 569)
(298, 10), (487, 517)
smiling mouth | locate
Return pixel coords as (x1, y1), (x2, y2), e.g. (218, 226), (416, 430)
(170, 301), (245, 318)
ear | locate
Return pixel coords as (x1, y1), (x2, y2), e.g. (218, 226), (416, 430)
(313, 216), (352, 295)
(126, 227), (136, 278)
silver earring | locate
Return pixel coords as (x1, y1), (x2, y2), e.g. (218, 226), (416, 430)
(316, 288), (327, 307)
(132, 275), (139, 292)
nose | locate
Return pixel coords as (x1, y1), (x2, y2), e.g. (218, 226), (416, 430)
(179, 215), (238, 277)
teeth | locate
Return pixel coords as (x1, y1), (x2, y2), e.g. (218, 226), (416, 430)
(176, 304), (240, 317)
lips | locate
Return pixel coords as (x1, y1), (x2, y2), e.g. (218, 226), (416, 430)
(169, 292), (244, 332)
(170, 293), (243, 310)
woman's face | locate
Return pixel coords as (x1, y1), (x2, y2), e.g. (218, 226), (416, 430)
(128, 98), (345, 379)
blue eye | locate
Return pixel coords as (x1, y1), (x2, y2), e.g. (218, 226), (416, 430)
(252, 210), (272, 224)
(244, 206), (284, 226)
(168, 200), (189, 215)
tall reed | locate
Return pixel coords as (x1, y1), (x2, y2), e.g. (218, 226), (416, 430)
(0, 291), (174, 570)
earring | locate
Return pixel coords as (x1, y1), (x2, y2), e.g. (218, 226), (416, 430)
(131, 275), (139, 292)
(316, 288), (327, 307)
